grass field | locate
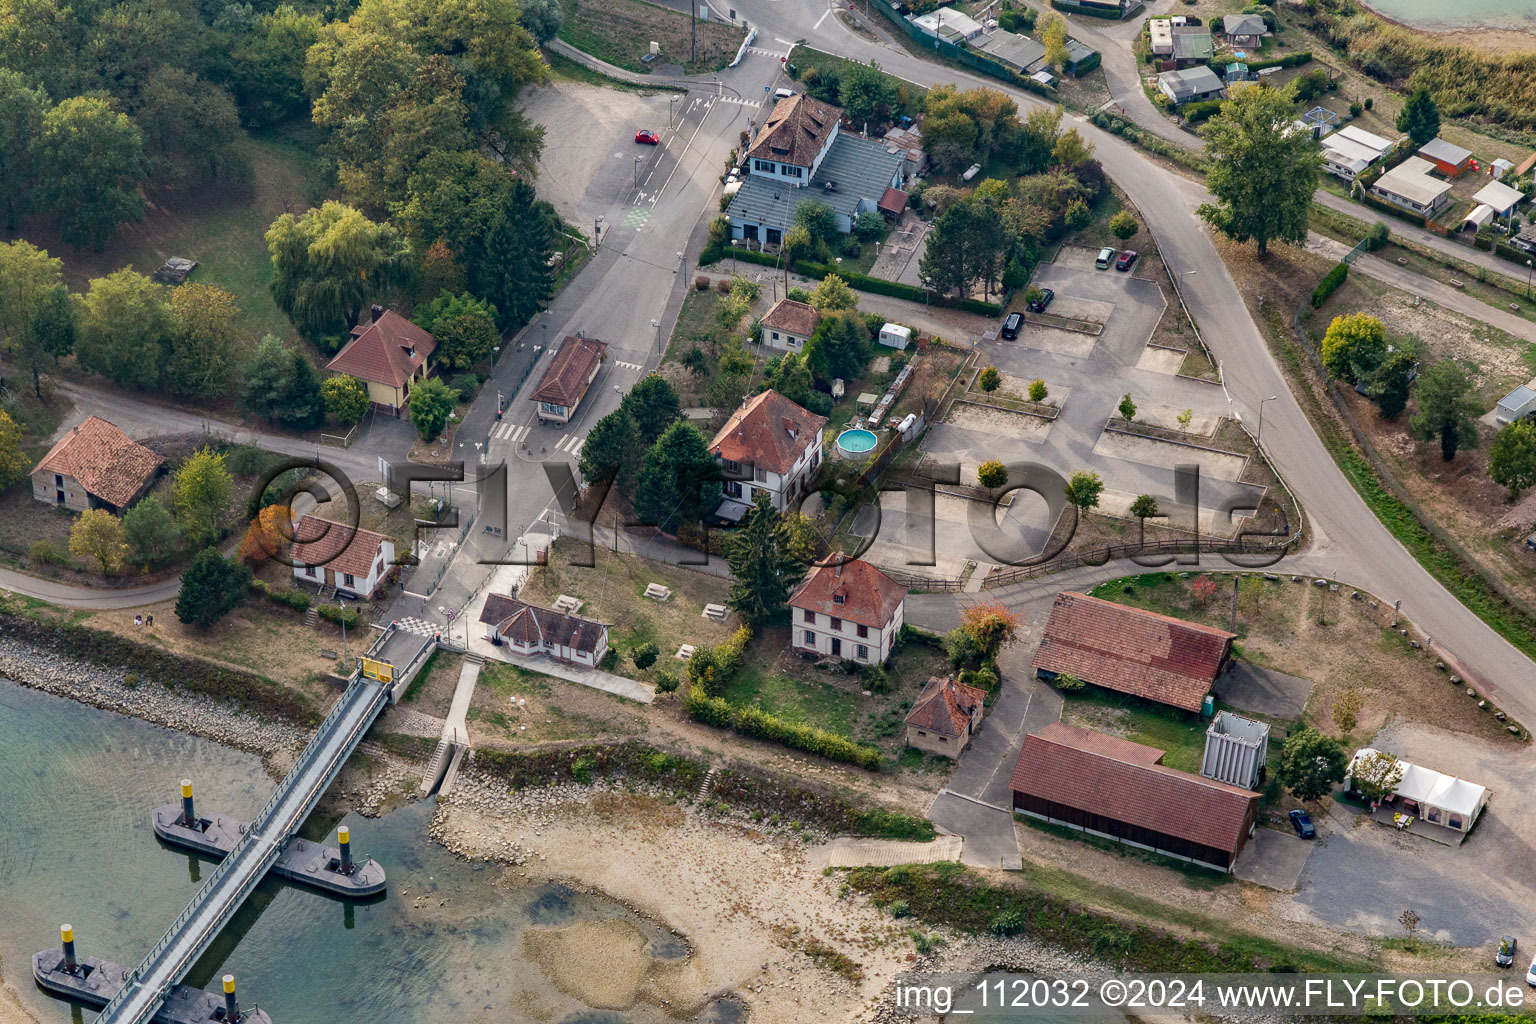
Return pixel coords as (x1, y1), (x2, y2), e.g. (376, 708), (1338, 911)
(1058, 685), (1210, 773)
(556, 0), (743, 75)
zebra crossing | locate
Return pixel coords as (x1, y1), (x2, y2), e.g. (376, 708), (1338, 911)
(490, 421), (530, 444)
(553, 433), (585, 457)
(718, 95), (762, 108)
(487, 421), (585, 457)
(745, 46), (784, 58)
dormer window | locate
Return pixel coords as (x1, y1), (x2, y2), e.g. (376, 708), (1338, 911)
(833, 593), (845, 605)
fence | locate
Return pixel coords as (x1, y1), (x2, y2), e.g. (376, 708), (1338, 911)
(865, 0), (1059, 96)
(320, 423), (358, 449)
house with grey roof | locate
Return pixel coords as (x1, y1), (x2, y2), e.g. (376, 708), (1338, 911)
(1157, 66), (1225, 105)
(727, 94), (905, 244)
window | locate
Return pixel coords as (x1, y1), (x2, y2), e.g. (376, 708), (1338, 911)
(938, 735), (948, 743)
(54, 474), (63, 486)
(802, 609), (815, 623)
(833, 593), (844, 605)
(771, 331), (780, 341)
(305, 566), (317, 578)
(342, 573), (356, 588)
(856, 623), (868, 639)
(540, 401), (567, 416)
(856, 644), (870, 660)
(724, 480), (742, 498)
(803, 629), (816, 646)
(829, 616), (842, 631)
(755, 468), (768, 483)
(917, 730), (927, 737)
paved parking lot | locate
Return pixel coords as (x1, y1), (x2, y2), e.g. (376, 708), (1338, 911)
(1234, 826), (1314, 891)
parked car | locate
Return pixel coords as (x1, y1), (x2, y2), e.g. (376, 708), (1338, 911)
(1526, 953), (1536, 987)
(1115, 249), (1140, 272)
(1027, 288), (1055, 314)
(1000, 311), (1022, 340)
(1288, 809), (1316, 839)
(635, 129), (660, 144)
(1095, 246), (1116, 269)
(1498, 936), (1518, 967)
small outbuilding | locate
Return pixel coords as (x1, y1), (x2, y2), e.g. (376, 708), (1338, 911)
(1417, 137), (1473, 178)
(531, 334), (608, 424)
(904, 675), (986, 758)
(1200, 711), (1270, 790)
(878, 323), (912, 350)
(759, 298), (819, 352)
(1157, 66), (1225, 106)
(32, 416), (163, 514)
(291, 515), (397, 599)
(1147, 18), (1173, 55)
(1495, 382), (1536, 425)
(1470, 178), (1525, 224)
(1221, 12), (1269, 49)
(479, 592), (611, 666)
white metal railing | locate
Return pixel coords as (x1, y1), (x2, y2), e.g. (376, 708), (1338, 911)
(93, 677), (389, 1024)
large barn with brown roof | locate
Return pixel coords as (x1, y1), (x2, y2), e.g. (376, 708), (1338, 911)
(32, 416), (163, 514)
(1032, 591), (1235, 712)
(325, 306), (438, 416)
(1012, 721), (1260, 871)
(788, 559), (907, 665)
(531, 335), (607, 424)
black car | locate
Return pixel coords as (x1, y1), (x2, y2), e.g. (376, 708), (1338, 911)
(1027, 288), (1055, 314)
(1288, 809), (1316, 839)
(1498, 936), (1518, 968)
(1000, 311), (1022, 340)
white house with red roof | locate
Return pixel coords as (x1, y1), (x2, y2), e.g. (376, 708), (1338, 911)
(788, 559), (908, 665)
(290, 515), (397, 599)
(708, 389), (827, 521)
(531, 335), (608, 424)
(478, 593), (610, 666)
(325, 306), (437, 416)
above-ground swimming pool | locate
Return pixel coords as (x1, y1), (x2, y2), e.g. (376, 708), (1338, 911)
(835, 428), (879, 457)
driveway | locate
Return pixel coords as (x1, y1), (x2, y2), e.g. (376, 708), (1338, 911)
(1233, 825), (1314, 891)
(1221, 662), (1314, 719)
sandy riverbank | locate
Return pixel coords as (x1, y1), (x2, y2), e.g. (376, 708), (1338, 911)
(1357, 2), (1536, 54)
(0, 957), (37, 1024)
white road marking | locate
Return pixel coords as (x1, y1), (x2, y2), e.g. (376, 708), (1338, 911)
(812, 9), (831, 29)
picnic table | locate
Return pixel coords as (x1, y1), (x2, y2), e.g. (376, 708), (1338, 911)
(1393, 813), (1415, 830)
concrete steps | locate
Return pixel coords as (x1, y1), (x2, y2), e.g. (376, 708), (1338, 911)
(419, 738), (454, 797)
(695, 766), (720, 803)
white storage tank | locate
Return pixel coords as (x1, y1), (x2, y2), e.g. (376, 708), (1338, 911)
(1201, 711), (1269, 791)
(879, 323), (912, 350)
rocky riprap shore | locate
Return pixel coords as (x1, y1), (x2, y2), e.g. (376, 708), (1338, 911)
(0, 636), (305, 758)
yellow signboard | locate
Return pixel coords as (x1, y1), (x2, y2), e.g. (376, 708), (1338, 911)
(361, 657), (394, 683)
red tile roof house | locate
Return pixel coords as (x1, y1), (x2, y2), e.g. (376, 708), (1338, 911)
(325, 306), (438, 416)
(905, 675), (986, 758)
(531, 335), (607, 425)
(1012, 721), (1260, 872)
(478, 593), (610, 667)
(1032, 591), (1236, 713)
(290, 515), (397, 599)
(759, 298), (819, 353)
(32, 416), (163, 514)
(788, 559), (908, 665)
(709, 389), (827, 521)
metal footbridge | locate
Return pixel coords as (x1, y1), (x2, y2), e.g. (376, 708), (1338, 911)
(90, 673), (393, 1024)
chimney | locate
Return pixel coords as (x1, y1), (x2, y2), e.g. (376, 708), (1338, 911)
(370, 304), (384, 322)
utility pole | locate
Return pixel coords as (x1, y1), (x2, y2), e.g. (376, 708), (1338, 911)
(1230, 575), (1238, 635)
(691, 3), (697, 66)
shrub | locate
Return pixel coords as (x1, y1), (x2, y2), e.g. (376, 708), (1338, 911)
(1054, 672), (1085, 692)
(631, 641), (659, 669)
(1365, 221), (1389, 251)
(970, 665), (999, 689)
(1349, 100), (1364, 117)
(862, 664), (891, 693)
(1310, 262), (1349, 308)
(29, 539), (66, 565)
(599, 647), (619, 670)
(889, 900), (911, 918)
(686, 692), (882, 769)
(695, 275), (710, 290)
(1109, 210), (1139, 240)
(1364, 97), (1373, 110)
(572, 755), (595, 784)
(450, 372), (482, 399)
(716, 277), (732, 293)
(316, 603), (359, 628)
(654, 670), (681, 693)
(249, 578), (311, 612)
(990, 909), (1026, 936)
(1028, 379), (1048, 403)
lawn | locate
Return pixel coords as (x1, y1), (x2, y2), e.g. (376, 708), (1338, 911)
(1058, 685), (1210, 773)
(472, 659), (646, 744)
(556, 0), (743, 75)
(6, 127), (326, 346)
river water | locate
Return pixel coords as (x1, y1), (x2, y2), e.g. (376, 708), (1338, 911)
(1358, 0), (1536, 34)
(0, 680), (734, 1024)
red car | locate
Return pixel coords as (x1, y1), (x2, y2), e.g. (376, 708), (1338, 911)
(1115, 249), (1139, 272)
(635, 129), (661, 145)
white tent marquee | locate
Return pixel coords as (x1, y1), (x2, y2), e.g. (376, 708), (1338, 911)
(1348, 748), (1488, 832)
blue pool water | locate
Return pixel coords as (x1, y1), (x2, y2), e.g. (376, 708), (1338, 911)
(836, 428), (878, 454)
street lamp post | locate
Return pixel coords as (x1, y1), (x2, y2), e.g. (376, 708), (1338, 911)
(594, 214), (603, 247)
(1257, 395), (1277, 447)
(634, 154), (643, 187)
(676, 251), (685, 276)
(491, 344), (500, 371)
(670, 95), (678, 127)
(651, 318), (661, 353)
(1527, 259), (1533, 300)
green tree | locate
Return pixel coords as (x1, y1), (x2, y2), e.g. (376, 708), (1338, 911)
(266, 202), (411, 345)
(1197, 85), (1322, 258)
(166, 283), (239, 399)
(920, 110), (979, 175)
(1409, 358), (1481, 461)
(920, 197), (1008, 300)
(175, 547), (252, 628)
(1109, 210), (1139, 240)
(1349, 749), (1404, 804)
(978, 366), (1001, 393)
(767, 353), (815, 407)
(173, 447), (233, 548)
(123, 496), (181, 566)
(241, 335), (327, 429)
(1028, 379), (1048, 403)
(1117, 393), (1137, 421)
(1176, 408), (1193, 432)
(726, 491), (806, 626)
(633, 421), (721, 531)
(321, 375), (370, 425)
(1331, 687), (1363, 736)
(793, 200), (838, 251)
(0, 409), (31, 488)
(230, 6), (325, 126)
(408, 376), (459, 441)
(809, 309), (871, 381)
(136, 68), (244, 185)
(1051, 128), (1093, 170)
(1320, 313), (1387, 384)
(1064, 470), (1103, 513)
(0, 240), (75, 396)
(1364, 348), (1416, 420)
(0, 69), (47, 230)
(976, 459), (1007, 489)
(631, 641), (658, 670)
(1489, 418), (1536, 498)
(413, 291), (500, 370)
(974, 177), (1011, 206)
(1275, 726), (1347, 802)
(73, 270), (170, 390)
(622, 374), (683, 445)
(1396, 86), (1440, 148)
(838, 61), (895, 130)
(579, 408), (645, 491)
(809, 273), (858, 313)
(69, 509), (128, 575)
(30, 96), (148, 250)
(1129, 494), (1159, 520)
(1039, 12), (1069, 70)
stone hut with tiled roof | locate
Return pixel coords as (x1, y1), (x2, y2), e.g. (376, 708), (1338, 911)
(905, 675), (986, 758)
(530, 335), (607, 424)
(325, 306), (437, 416)
(759, 298), (819, 353)
(788, 559), (907, 665)
(1011, 721), (1259, 872)
(290, 514), (397, 599)
(32, 416), (163, 514)
(1032, 591), (1234, 712)
(478, 593), (610, 666)
(709, 389), (826, 519)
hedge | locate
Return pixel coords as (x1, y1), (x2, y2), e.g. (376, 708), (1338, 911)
(1310, 261), (1349, 307)
(1494, 239), (1536, 267)
(1356, 189), (1428, 228)
(317, 603), (360, 628)
(1234, 50), (1312, 73)
(249, 577), (311, 612)
(0, 611), (318, 724)
(707, 249), (1003, 315)
(473, 742), (707, 791)
(686, 692), (883, 769)
(1049, 0), (1125, 18)
(1180, 99), (1223, 123)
